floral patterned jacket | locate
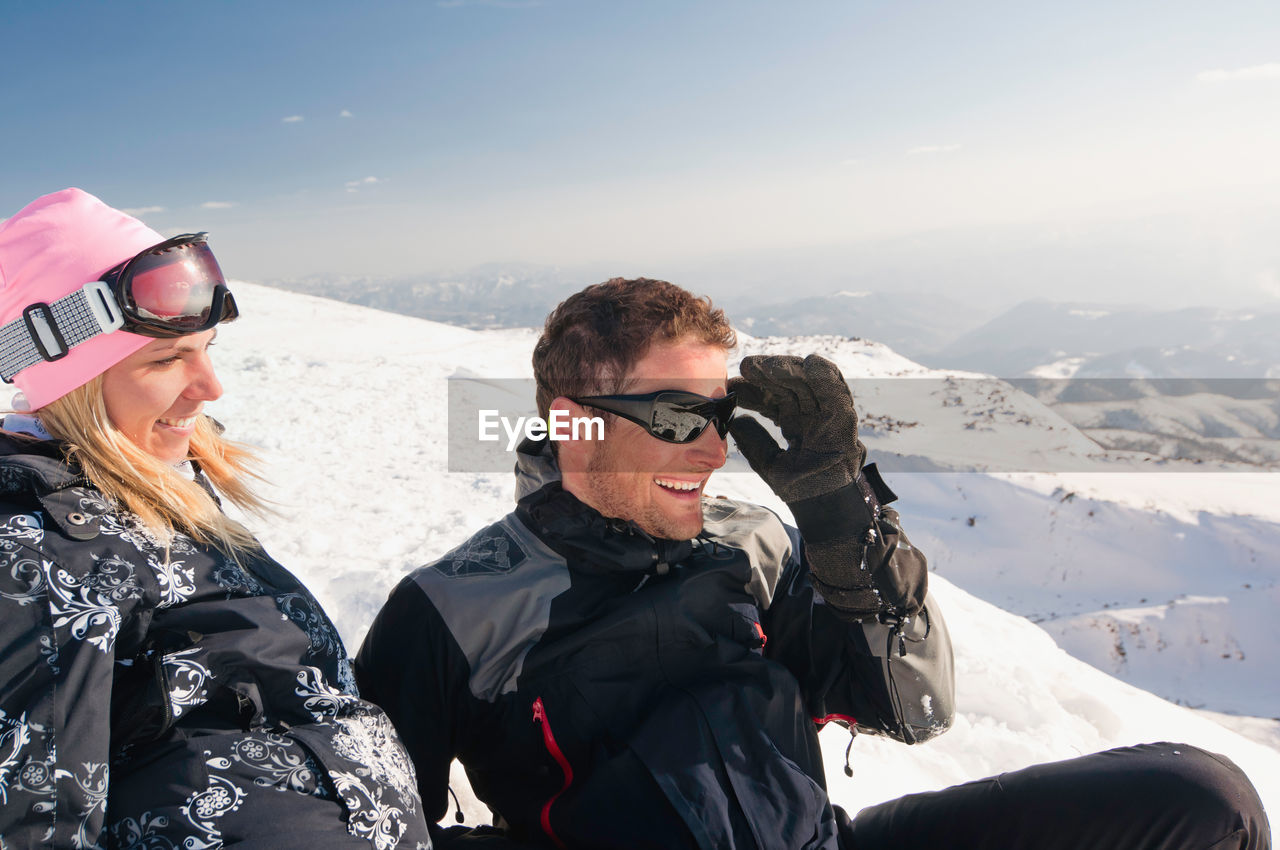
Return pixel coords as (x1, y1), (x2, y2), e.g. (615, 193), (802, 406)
(0, 432), (431, 850)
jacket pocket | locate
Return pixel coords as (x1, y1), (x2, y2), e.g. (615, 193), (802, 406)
(111, 628), (203, 752)
(287, 712), (430, 850)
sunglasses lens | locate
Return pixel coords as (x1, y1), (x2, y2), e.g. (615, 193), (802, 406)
(577, 392), (736, 444)
(121, 241), (228, 332)
(649, 393), (736, 443)
(651, 401), (710, 443)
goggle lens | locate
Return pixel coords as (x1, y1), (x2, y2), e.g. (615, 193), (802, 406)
(125, 242), (221, 325)
(107, 235), (238, 337)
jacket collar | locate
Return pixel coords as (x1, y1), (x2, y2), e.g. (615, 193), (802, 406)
(514, 438), (694, 574)
(0, 430), (110, 540)
(0, 429), (84, 496)
(0, 429), (216, 540)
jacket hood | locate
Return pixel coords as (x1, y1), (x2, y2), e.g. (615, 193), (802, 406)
(0, 428), (81, 497)
(514, 436), (560, 500)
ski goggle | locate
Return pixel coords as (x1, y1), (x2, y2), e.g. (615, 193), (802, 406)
(0, 232), (239, 382)
(97, 232), (239, 338)
(572, 390), (737, 444)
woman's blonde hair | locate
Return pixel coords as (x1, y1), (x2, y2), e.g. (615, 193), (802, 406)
(36, 375), (269, 552)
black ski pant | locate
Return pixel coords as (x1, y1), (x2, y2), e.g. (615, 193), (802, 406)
(839, 741), (1270, 850)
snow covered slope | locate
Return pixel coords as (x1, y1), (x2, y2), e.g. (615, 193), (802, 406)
(210, 282), (1278, 823)
(1051, 390), (1280, 466)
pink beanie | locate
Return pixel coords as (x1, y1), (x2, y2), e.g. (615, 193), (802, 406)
(0, 188), (160, 409)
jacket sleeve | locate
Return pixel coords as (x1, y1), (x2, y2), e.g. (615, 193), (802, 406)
(355, 574), (509, 846)
(760, 511), (955, 744)
(0, 538), (118, 848)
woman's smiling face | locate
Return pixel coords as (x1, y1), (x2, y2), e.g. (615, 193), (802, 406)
(100, 329), (223, 463)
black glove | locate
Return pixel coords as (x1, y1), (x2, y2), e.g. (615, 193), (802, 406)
(729, 354), (926, 620)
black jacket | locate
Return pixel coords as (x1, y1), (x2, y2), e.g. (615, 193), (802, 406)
(356, 441), (954, 849)
(0, 431), (431, 850)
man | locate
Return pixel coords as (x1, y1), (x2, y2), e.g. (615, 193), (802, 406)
(357, 278), (1269, 849)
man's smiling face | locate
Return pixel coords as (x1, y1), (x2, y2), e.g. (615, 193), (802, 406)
(562, 337), (729, 540)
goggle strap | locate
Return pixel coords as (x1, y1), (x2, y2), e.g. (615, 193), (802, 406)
(0, 281), (130, 383)
(83, 280), (126, 335)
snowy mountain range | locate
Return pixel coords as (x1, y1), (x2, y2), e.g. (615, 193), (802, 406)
(929, 300), (1280, 379)
(724, 290), (989, 358)
(214, 282), (1278, 825)
(260, 274), (1280, 467)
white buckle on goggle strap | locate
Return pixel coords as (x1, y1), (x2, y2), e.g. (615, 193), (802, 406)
(0, 281), (127, 383)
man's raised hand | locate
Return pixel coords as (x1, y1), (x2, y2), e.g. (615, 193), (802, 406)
(729, 354), (925, 620)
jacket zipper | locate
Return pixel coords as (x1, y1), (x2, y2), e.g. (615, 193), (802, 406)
(147, 644), (176, 732)
(531, 697), (573, 849)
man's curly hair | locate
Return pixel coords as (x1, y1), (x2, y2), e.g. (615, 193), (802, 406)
(533, 277), (737, 421)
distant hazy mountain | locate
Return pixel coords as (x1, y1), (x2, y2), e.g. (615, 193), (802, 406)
(262, 263), (589, 329)
(725, 290), (990, 360)
(262, 274), (993, 359)
(929, 301), (1280, 379)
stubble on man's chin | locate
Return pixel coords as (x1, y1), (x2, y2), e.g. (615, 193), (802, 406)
(635, 506), (705, 542)
(583, 456), (705, 540)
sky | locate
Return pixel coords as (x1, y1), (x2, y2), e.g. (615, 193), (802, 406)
(4, 0), (1280, 308)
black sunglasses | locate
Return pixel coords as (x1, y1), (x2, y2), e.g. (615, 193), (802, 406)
(571, 390), (736, 444)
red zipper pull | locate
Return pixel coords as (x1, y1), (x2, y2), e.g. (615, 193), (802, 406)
(532, 697), (573, 849)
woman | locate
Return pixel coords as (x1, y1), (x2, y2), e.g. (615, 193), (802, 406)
(0, 189), (432, 849)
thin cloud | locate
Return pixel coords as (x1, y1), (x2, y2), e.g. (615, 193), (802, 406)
(201, 201), (236, 209)
(1258, 270), (1280, 300)
(907, 144), (961, 156)
(1197, 63), (1280, 82)
(282, 115), (305, 123)
(839, 158), (861, 168)
(122, 206), (165, 216)
(340, 109), (354, 118)
(344, 176), (382, 193)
